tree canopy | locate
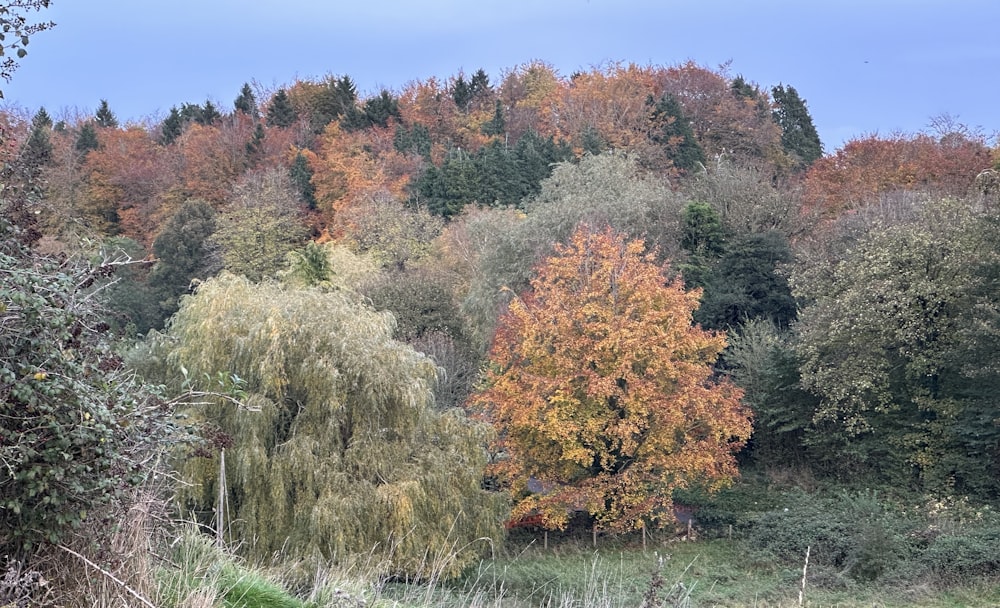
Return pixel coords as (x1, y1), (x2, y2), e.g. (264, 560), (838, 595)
(470, 226), (750, 531)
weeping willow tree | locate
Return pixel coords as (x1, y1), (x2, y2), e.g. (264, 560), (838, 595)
(161, 273), (506, 578)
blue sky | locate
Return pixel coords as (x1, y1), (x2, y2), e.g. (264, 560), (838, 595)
(4, 0), (997, 151)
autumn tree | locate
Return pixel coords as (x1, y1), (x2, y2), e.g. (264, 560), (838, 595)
(470, 226), (750, 531)
(158, 273), (507, 577)
(210, 167), (307, 281)
(462, 152), (684, 350)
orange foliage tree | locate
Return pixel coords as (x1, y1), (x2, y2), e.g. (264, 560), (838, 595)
(310, 122), (412, 224)
(469, 226), (750, 532)
(82, 126), (177, 240)
(802, 133), (993, 215)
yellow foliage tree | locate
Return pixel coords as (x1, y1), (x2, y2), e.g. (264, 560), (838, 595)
(469, 226), (750, 531)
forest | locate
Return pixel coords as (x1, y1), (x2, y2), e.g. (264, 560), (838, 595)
(3, 51), (1000, 607)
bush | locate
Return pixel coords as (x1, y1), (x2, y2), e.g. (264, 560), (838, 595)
(744, 491), (914, 583)
(0, 227), (177, 554)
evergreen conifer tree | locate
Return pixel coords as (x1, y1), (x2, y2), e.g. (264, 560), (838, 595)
(22, 107), (53, 170)
(482, 99), (506, 137)
(197, 100), (221, 125)
(265, 88), (297, 128)
(451, 74), (471, 110)
(234, 82), (258, 118)
(160, 106), (184, 145)
(648, 94), (705, 173)
(75, 122), (99, 155)
(95, 99), (118, 128)
(771, 84), (823, 169)
(289, 150), (316, 209)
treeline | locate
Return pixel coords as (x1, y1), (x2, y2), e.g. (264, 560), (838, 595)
(3, 58), (999, 599)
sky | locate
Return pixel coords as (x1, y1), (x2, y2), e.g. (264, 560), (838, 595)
(3, 0), (998, 151)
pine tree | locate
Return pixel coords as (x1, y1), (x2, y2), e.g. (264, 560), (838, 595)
(289, 150), (316, 208)
(246, 122), (265, 159)
(197, 100), (221, 125)
(160, 106), (184, 145)
(265, 88), (297, 128)
(469, 68), (491, 99)
(75, 122), (99, 155)
(648, 94), (705, 173)
(771, 84), (823, 170)
(22, 107), (53, 170)
(452, 74), (471, 110)
(481, 99), (505, 137)
(95, 99), (118, 128)
(234, 82), (258, 118)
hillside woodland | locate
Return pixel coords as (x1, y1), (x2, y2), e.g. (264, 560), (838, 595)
(3, 57), (1000, 606)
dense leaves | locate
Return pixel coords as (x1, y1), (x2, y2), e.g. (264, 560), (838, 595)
(159, 274), (506, 577)
(470, 227), (750, 531)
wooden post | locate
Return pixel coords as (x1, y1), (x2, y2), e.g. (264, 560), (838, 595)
(216, 449), (226, 547)
(592, 523), (597, 548)
(544, 530), (548, 550)
(642, 521), (647, 551)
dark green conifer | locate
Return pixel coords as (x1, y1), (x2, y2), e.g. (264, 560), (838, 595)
(289, 150), (316, 209)
(198, 100), (221, 125)
(234, 82), (258, 118)
(95, 99), (118, 128)
(481, 99), (505, 137)
(75, 122), (99, 154)
(771, 84), (823, 169)
(160, 106), (184, 145)
(648, 94), (705, 173)
(265, 88), (297, 128)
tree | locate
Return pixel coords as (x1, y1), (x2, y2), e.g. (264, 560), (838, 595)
(160, 273), (506, 577)
(791, 199), (1000, 491)
(21, 106), (52, 171)
(648, 93), (705, 173)
(695, 230), (796, 331)
(94, 99), (118, 128)
(74, 122), (99, 155)
(288, 149), (316, 208)
(145, 198), (219, 326)
(265, 88), (297, 128)
(771, 84), (823, 169)
(0, 0), (54, 98)
(470, 226), (750, 531)
(233, 82), (258, 118)
(159, 106), (184, 145)
(210, 168), (308, 281)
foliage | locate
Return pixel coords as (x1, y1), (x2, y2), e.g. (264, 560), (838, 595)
(695, 230), (796, 331)
(470, 226), (751, 531)
(803, 132), (993, 216)
(683, 156), (807, 238)
(791, 198), (1000, 492)
(266, 88), (298, 128)
(94, 99), (118, 129)
(462, 152), (684, 351)
(771, 84), (822, 170)
(0, 224), (175, 553)
(210, 168), (308, 281)
(0, 0), (54, 97)
(647, 93), (705, 173)
(158, 274), (507, 578)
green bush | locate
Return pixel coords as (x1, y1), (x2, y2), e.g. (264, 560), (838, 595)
(0, 228), (176, 553)
(744, 491), (914, 583)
